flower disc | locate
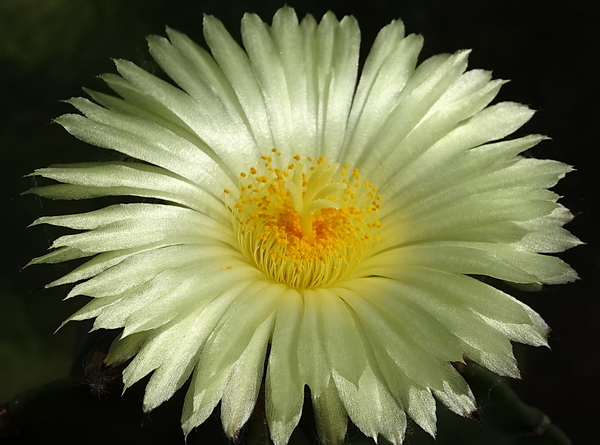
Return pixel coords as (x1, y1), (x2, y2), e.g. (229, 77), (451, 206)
(232, 151), (381, 288)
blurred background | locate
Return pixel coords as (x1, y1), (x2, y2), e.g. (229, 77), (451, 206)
(1, 0), (597, 444)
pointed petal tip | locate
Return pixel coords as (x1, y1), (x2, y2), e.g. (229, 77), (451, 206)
(278, 4), (296, 14)
(27, 217), (47, 229)
(454, 48), (473, 61)
(421, 420), (437, 438)
(224, 427), (242, 442)
(54, 317), (72, 334)
(182, 423), (194, 441)
(20, 190), (33, 200)
(145, 34), (158, 45)
(202, 13), (219, 27)
(22, 170), (38, 178)
(63, 288), (80, 299)
(165, 26), (184, 41)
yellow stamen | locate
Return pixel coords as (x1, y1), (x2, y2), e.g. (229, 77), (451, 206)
(230, 152), (382, 289)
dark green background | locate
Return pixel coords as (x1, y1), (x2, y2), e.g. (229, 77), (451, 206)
(1, 0), (597, 444)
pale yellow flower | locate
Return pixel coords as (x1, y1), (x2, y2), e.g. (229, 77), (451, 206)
(28, 7), (579, 445)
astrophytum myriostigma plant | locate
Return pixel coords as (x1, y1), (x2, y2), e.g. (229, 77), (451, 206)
(27, 6), (580, 445)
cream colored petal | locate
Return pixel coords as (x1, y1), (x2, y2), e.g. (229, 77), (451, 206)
(40, 204), (237, 254)
(313, 13), (360, 160)
(195, 283), (284, 386)
(266, 289), (305, 445)
(342, 20), (415, 164)
(355, 50), (470, 175)
(27, 162), (229, 221)
(221, 314), (274, 438)
(180, 281), (278, 435)
(368, 77), (507, 187)
(240, 10), (299, 156)
(140, 281), (257, 412)
(297, 289), (330, 397)
(334, 366), (407, 445)
(45, 241), (198, 288)
(58, 95), (233, 191)
(336, 286), (447, 391)
(147, 34), (260, 175)
(65, 244), (236, 299)
(432, 370), (477, 418)
(312, 377), (348, 445)
(202, 14), (275, 151)
(334, 280), (463, 362)
(316, 289), (367, 387)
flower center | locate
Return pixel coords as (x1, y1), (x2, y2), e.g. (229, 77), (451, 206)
(228, 149), (381, 289)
